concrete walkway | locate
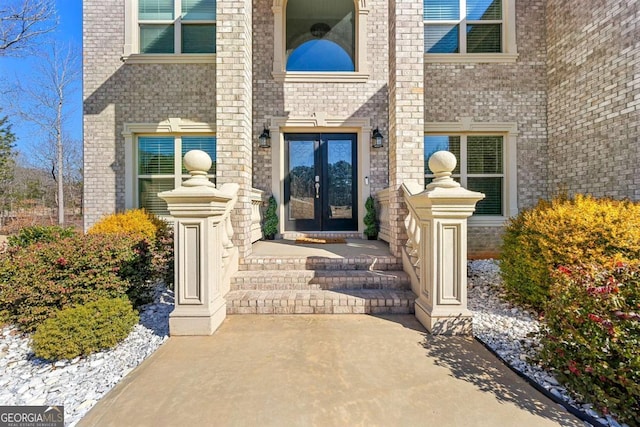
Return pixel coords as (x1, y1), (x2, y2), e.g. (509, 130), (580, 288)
(80, 315), (582, 427)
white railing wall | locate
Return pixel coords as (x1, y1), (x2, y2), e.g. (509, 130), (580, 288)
(376, 187), (391, 243)
(250, 188), (264, 243)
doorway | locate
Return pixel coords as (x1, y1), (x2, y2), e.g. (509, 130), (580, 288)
(284, 133), (358, 231)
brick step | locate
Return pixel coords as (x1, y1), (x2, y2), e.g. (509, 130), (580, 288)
(238, 255), (402, 272)
(226, 289), (416, 315)
(231, 270), (410, 291)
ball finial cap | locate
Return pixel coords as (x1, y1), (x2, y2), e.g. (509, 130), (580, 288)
(428, 150), (457, 175)
(183, 150), (212, 173)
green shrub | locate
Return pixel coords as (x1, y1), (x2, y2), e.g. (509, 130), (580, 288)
(262, 196), (278, 239)
(0, 233), (153, 332)
(32, 297), (138, 361)
(500, 195), (640, 310)
(7, 225), (76, 249)
(540, 262), (640, 426)
(363, 196), (378, 239)
(89, 209), (174, 287)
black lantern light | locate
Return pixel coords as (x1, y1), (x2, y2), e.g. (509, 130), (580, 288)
(371, 128), (384, 148)
(258, 126), (271, 148)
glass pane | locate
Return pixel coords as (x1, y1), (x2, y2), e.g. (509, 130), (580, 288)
(182, 24), (216, 53)
(467, 136), (503, 174)
(327, 140), (353, 220)
(468, 177), (503, 215)
(288, 140), (315, 220)
(424, 136), (460, 175)
(424, 0), (460, 20)
(139, 0), (174, 20)
(425, 25), (459, 53)
(467, 24), (501, 53)
(182, 0), (216, 20)
(466, 0), (502, 20)
(139, 178), (173, 216)
(285, 0), (355, 72)
(139, 137), (175, 175)
(140, 24), (175, 53)
(182, 137), (216, 177)
(287, 40), (354, 72)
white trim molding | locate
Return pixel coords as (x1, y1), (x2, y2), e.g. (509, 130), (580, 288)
(122, 54), (216, 64)
(424, 0), (518, 64)
(269, 115), (372, 235)
(425, 119), (519, 227)
(272, 0), (369, 83)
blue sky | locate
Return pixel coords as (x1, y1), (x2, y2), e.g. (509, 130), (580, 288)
(0, 0), (82, 158)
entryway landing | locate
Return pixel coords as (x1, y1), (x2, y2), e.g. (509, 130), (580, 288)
(227, 238), (416, 315)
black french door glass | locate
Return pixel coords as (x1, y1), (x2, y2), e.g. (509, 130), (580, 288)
(284, 133), (357, 231)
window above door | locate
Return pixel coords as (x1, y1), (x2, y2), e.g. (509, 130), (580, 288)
(272, 0), (370, 82)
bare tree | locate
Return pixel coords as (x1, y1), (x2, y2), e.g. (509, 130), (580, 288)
(10, 41), (80, 225)
(0, 0), (57, 56)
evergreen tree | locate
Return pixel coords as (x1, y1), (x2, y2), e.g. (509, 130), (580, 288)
(0, 113), (17, 225)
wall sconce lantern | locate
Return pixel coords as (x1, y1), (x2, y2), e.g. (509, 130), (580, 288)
(371, 128), (384, 148)
(258, 126), (271, 148)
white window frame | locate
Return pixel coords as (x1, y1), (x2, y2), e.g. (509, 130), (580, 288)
(123, 118), (216, 215)
(271, 0), (369, 83)
(425, 119), (518, 226)
(123, 0), (216, 63)
(424, 0), (518, 63)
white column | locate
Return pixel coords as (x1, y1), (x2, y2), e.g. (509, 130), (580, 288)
(408, 151), (484, 335)
(159, 150), (239, 336)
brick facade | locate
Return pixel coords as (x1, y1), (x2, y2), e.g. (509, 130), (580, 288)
(83, 0), (639, 256)
(546, 0), (640, 199)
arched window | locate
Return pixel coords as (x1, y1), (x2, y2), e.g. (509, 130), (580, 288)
(285, 0), (355, 72)
(272, 0), (369, 82)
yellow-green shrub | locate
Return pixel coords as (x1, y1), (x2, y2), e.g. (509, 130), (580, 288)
(88, 209), (158, 243)
(31, 297), (138, 361)
(500, 195), (640, 310)
(89, 209), (174, 287)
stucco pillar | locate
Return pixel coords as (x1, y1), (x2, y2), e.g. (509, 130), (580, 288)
(388, 0), (425, 256)
(216, 0), (253, 258)
(409, 152), (484, 335)
(159, 151), (239, 336)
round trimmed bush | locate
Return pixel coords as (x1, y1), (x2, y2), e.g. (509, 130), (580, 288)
(0, 233), (152, 332)
(500, 195), (640, 310)
(31, 297), (139, 361)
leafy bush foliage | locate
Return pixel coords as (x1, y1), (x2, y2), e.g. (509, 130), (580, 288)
(540, 262), (640, 426)
(363, 196), (378, 238)
(89, 209), (174, 287)
(500, 195), (640, 310)
(7, 225), (76, 248)
(88, 209), (158, 243)
(262, 196), (278, 239)
(32, 297), (138, 361)
(0, 233), (152, 332)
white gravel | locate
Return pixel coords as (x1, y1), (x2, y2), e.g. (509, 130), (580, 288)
(0, 261), (630, 427)
(0, 285), (173, 426)
(468, 259), (627, 427)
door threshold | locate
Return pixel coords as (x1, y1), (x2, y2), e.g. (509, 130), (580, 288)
(282, 231), (363, 240)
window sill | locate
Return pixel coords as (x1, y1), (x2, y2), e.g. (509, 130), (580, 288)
(469, 216), (507, 227)
(272, 71), (369, 83)
(122, 54), (216, 64)
(424, 53), (518, 64)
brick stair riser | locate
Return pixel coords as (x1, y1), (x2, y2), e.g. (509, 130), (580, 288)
(228, 305), (414, 315)
(238, 259), (402, 272)
(230, 273), (410, 291)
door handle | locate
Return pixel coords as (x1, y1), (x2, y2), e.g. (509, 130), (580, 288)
(315, 183), (320, 198)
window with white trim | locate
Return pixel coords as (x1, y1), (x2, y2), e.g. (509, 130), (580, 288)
(423, 0), (517, 61)
(424, 134), (504, 216)
(137, 135), (216, 215)
(137, 0), (216, 54)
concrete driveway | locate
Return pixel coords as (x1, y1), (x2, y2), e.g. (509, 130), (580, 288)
(80, 315), (582, 427)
